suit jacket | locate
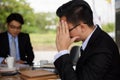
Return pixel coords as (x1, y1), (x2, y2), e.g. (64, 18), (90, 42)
(0, 31), (34, 65)
(54, 26), (120, 80)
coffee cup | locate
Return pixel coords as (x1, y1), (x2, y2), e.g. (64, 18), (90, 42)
(6, 56), (15, 68)
(40, 60), (48, 67)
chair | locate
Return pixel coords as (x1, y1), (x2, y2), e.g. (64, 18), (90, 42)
(70, 46), (80, 66)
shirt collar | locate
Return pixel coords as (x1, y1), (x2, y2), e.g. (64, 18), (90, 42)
(81, 25), (97, 50)
(7, 32), (18, 40)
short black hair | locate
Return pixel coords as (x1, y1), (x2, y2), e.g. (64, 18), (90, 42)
(6, 13), (24, 24)
(56, 0), (73, 18)
(56, 0), (94, 26)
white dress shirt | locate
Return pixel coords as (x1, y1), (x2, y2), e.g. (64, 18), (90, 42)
(8, 32), (20, 60)
(0, 32), (20, 63)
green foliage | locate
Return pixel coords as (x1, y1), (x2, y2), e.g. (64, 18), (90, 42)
(30, 32), (56, 51)
(102, 23), (115, 32)
(0, 0), (36, 32)
(34, 12), (58, 33)
(21, 25), (40, 33)
(30, 32), (56, 45)
(0, 0), (58, 33)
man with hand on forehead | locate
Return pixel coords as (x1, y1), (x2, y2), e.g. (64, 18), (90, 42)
(54, 0), (120, 80)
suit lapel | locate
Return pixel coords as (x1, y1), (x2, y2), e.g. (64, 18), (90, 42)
(18, 33), (23, 59)
(76, 26), (102, 68)
(5, 32), (10, 56)
(84, 26), (102, 53)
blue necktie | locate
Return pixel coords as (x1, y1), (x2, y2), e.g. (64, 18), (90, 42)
(10, 37), (16, 60)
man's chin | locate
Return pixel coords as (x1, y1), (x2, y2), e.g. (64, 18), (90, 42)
(12, 33), (19, 37)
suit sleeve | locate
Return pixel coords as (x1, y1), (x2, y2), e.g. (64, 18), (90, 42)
(54, 54), (78, 80)
(25, 34), (34, 65)
(54, 52), (112, 80)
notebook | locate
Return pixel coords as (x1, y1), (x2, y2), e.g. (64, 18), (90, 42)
(20, 70), (56, 78)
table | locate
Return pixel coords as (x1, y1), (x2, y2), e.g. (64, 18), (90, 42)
(20, 69), (59, 80)
(0, 74), (21, 80)
(0, 74), (59, 80)
(21, 74), (59, 80)
(0, 64), (60, 80)
(0, 71), (59, 80)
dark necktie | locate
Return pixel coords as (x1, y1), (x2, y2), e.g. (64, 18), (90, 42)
(80, 47), (84, 56)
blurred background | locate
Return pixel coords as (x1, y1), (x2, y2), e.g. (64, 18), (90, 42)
(0, 0), (119, 65)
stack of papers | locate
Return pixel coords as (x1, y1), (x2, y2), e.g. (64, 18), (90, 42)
(20, 70), (56, 78)
(20, 70), (58, 80)
(41, 63), (55, 68)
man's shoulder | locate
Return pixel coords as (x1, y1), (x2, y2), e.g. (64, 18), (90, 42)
(19, 32), (29, 36)
(0, 31), (7, 36)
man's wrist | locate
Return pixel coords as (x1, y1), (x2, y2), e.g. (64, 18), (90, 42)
(54, 50), (70, 62)
(0, 57), (5, 64)
(59, 50), (70, 54)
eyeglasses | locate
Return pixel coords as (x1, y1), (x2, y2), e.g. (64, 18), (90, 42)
(69, 24), (80, 32)
(9, 24), (21, 30)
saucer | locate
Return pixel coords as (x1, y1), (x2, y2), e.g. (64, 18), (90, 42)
(0, 67), (16, 72)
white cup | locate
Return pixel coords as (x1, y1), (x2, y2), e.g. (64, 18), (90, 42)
(6, 56), (15, 69)
(40, 60), (48, 67)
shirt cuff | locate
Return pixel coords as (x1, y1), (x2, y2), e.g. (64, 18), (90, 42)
(0, 57), (4, 63)
(54, 50), (70, 62)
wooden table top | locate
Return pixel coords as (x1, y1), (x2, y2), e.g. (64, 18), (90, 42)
(0, 63), (60, 80)
(0, 74), (59, 80)
(0, 70), (59, 80)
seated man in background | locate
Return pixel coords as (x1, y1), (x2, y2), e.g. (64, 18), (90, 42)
(0, 13), (34, 65)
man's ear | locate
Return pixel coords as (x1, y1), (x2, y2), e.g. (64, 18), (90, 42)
(80, 23), (86, 32)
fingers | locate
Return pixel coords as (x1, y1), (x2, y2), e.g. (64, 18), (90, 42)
(59, 20), (69, 34)
(56, 25), (59, 45)
(56, 20), (71, 51)
(56, 24), (60, 51)
(56, 23), (60, 37)
(61, 20), (65, 34)
(71, 36), (79, 43)
(64, 21), (69, 34)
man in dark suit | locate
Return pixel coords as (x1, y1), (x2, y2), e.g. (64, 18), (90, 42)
(0, 13), (34, 65)
(54, 0), (120, 80)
